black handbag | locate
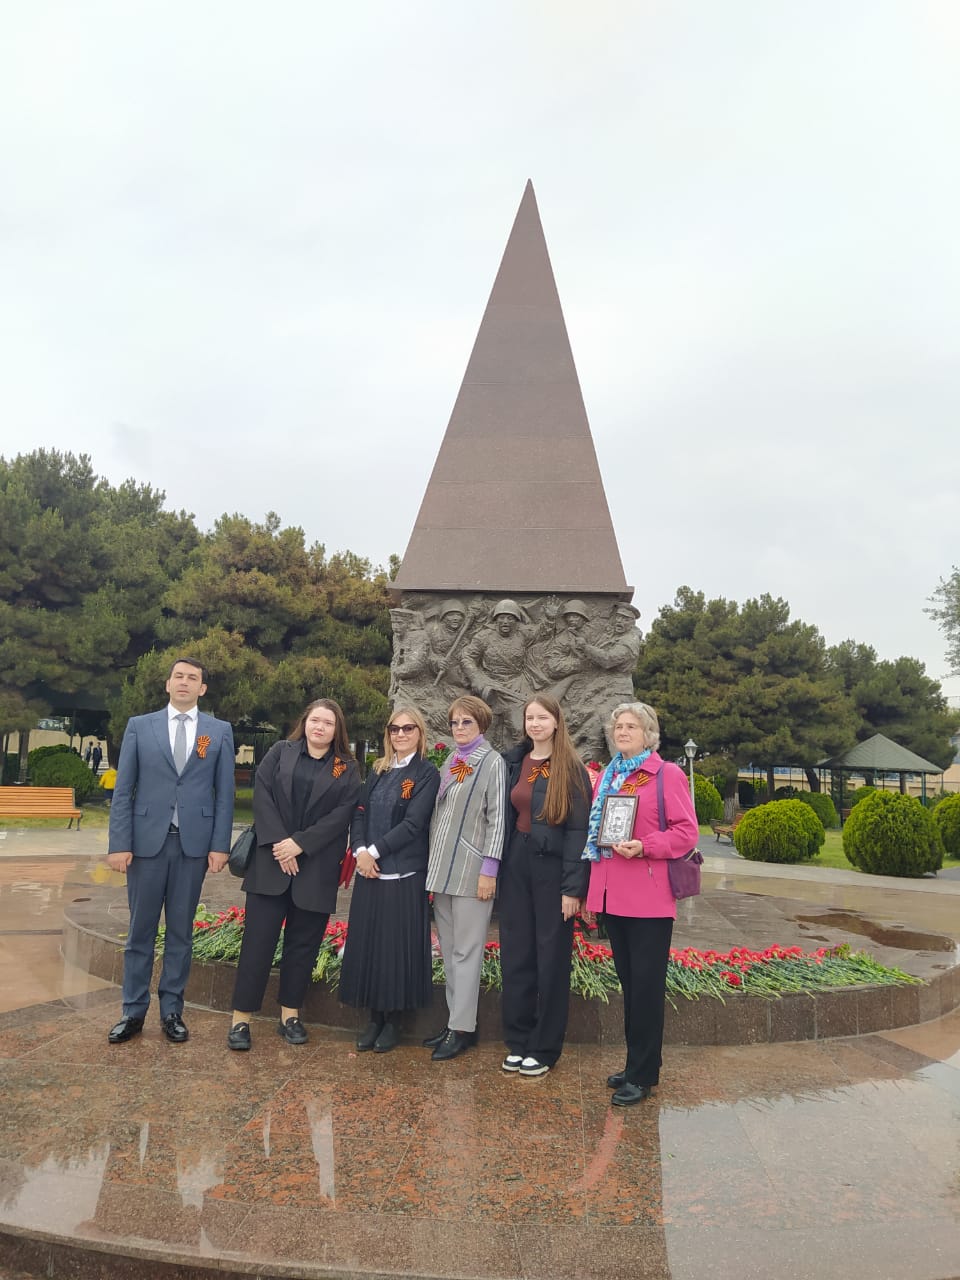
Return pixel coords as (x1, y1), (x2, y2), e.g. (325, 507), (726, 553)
(656, 768), (703, 899)
(228, 825), (257, 878)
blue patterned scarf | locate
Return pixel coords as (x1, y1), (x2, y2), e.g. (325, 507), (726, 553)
(581, 749), (652, 861)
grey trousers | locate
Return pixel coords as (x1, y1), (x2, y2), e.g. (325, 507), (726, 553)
(124, 832), (208, 1020)
(432, 891), (494, 1033)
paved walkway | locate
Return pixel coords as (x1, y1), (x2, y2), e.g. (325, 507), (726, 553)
(0, 829), (958, 1280)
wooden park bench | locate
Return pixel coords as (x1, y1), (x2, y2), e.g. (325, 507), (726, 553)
(709, 812), (744, 844)
(0, 786), (83, 829)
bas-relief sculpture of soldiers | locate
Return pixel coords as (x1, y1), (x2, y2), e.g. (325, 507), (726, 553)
(460, 599), (555, 743)
(389, 594), (641, 757)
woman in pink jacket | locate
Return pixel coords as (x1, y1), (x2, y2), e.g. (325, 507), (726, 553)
(582, 702), (699, 1107)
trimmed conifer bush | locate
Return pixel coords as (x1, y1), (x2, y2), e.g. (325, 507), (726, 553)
(847, 785), (875, 807)
(734, 799), (823, 864)
(933, 794), (960, 856)
(30, 752), (99, 802)
(797, 790), (839, 829)
(842, 791), (944, 877)
(693, 773), (723, 824)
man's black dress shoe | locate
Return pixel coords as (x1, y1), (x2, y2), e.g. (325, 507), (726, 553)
(107, 1016), (144, 1044)
(611, 1083), (653, 1107)
(421, 1026), (448, 1048)
(431, 1028), (475, 1061)
(357, 1020), (383, 1051)
(227, 1022), (251, 1051)
(278, 1016), (309, 1045)
(162, 1013), (189, 1043)
(373, 1021), (398, 1053)
(607, 1071), (627, 1089)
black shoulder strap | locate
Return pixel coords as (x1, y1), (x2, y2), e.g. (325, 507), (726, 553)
(657, 765), (666, 832)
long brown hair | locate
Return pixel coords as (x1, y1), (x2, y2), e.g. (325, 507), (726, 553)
(522, 694), (589, 825)
(288, 699), (354, 759)
(372, 705), (428, 774)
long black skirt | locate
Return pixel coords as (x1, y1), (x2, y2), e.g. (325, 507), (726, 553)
(338, 870), (433, 1012)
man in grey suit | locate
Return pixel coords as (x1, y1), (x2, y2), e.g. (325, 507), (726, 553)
(106, 657), (235, 1044)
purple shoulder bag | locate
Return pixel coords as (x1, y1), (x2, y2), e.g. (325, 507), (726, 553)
(656, 766), (703, 900)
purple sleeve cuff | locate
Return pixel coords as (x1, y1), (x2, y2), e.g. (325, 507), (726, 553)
(480, 857), (501, 878)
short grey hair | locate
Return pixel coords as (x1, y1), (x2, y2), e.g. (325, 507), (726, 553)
(608, 701), (660, 751)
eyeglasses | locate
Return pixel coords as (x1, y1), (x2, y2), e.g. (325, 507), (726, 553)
(388, 723), (418, 736)
(449, 717), (476, 729)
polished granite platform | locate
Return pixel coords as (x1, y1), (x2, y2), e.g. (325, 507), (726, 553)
(0, 832), (958, 1280)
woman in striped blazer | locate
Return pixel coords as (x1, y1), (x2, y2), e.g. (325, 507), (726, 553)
(423, 695), (506, 1061)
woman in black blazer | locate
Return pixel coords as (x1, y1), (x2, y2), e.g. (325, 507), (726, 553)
(227, 698), (361, 1050)
(499, 694), (591, 1077)
(339, 705), (440, 1052)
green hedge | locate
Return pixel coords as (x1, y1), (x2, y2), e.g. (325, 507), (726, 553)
(734, 799), (824, 864)
(842, 791), (944, 877)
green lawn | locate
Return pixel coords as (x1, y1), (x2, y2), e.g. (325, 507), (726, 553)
(701, 823), (960, 873)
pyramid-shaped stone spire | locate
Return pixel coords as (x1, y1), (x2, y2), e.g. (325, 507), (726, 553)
(394, 181), (630, 595)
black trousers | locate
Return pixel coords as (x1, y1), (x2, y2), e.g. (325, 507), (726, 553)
(603, 913), (674, 1086)
(499, 831), (575, 1067)
(232, 887), (329, 1013)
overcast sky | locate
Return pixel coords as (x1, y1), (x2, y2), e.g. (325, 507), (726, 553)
(3, 2), (958, 698)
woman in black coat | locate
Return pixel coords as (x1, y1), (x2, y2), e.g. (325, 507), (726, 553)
(499, 694), (591, 1077)
(339, 705), (440, 1052)
(227, 698), (361, 1050)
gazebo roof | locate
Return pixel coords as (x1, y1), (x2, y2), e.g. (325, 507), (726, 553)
(818, 733), (943, 775)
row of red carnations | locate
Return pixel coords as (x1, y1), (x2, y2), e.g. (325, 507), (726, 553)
(165, 906), (918, 1004)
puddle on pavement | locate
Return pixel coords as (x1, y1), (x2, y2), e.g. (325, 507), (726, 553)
(794, 911), (955, 952)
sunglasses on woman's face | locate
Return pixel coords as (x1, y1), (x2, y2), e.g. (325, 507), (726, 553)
(388, 724), (418, 736)
(449, 717), (476, 729)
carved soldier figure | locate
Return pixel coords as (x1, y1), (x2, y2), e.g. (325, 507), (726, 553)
(389, 608), (433, 703)
(460, 600), (550, 743)
(582, 602), (641, 672)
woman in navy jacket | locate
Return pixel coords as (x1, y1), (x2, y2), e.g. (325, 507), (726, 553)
(499, 694), (591, 1076)
(339, 705), (440, 1052)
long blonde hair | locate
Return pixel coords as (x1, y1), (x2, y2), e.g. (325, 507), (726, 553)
(372, 705), (428, 775)
(523, 694), (589, 825)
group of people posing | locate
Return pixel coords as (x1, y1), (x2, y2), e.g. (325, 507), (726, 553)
(105, 660), (699, 1108)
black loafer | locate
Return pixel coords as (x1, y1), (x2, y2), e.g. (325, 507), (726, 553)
(607, 1071), (627, 1089)
(611, 1083), (653, 1107)
(227, 1022), (252, 1051)
(357, 1020), (383, 1052)
(107, 1015), (144, 1044)
(373, 1022), (398, 1053)
(278, 1016), (308, 1045)
(431, 1029), (475, 1061)
(161, 1013), (189, 1043)
(421, 1026), (448, 1048)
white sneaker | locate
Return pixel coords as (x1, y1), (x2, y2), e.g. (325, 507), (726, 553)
(519, 1056), (550, 1077)
(501, 1054), (524, 1072)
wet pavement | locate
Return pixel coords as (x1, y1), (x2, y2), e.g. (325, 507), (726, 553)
(0, 829), (958, 1279)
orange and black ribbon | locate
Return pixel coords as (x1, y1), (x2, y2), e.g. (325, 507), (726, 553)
(196, 735), (211, 759)
(619, 773), (651, 797)
(400, 778), (415, 800)
(527, 760), (551, 783)
(449, 760), (473, 784)
(332, 757), (346, 779)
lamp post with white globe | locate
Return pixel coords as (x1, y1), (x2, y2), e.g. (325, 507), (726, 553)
(683, 739), (697, 809)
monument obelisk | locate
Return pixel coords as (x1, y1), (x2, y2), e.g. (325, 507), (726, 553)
(391, 181), (639, 755)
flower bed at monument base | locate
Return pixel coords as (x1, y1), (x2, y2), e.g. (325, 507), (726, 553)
(162, 905), (920, 1006)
